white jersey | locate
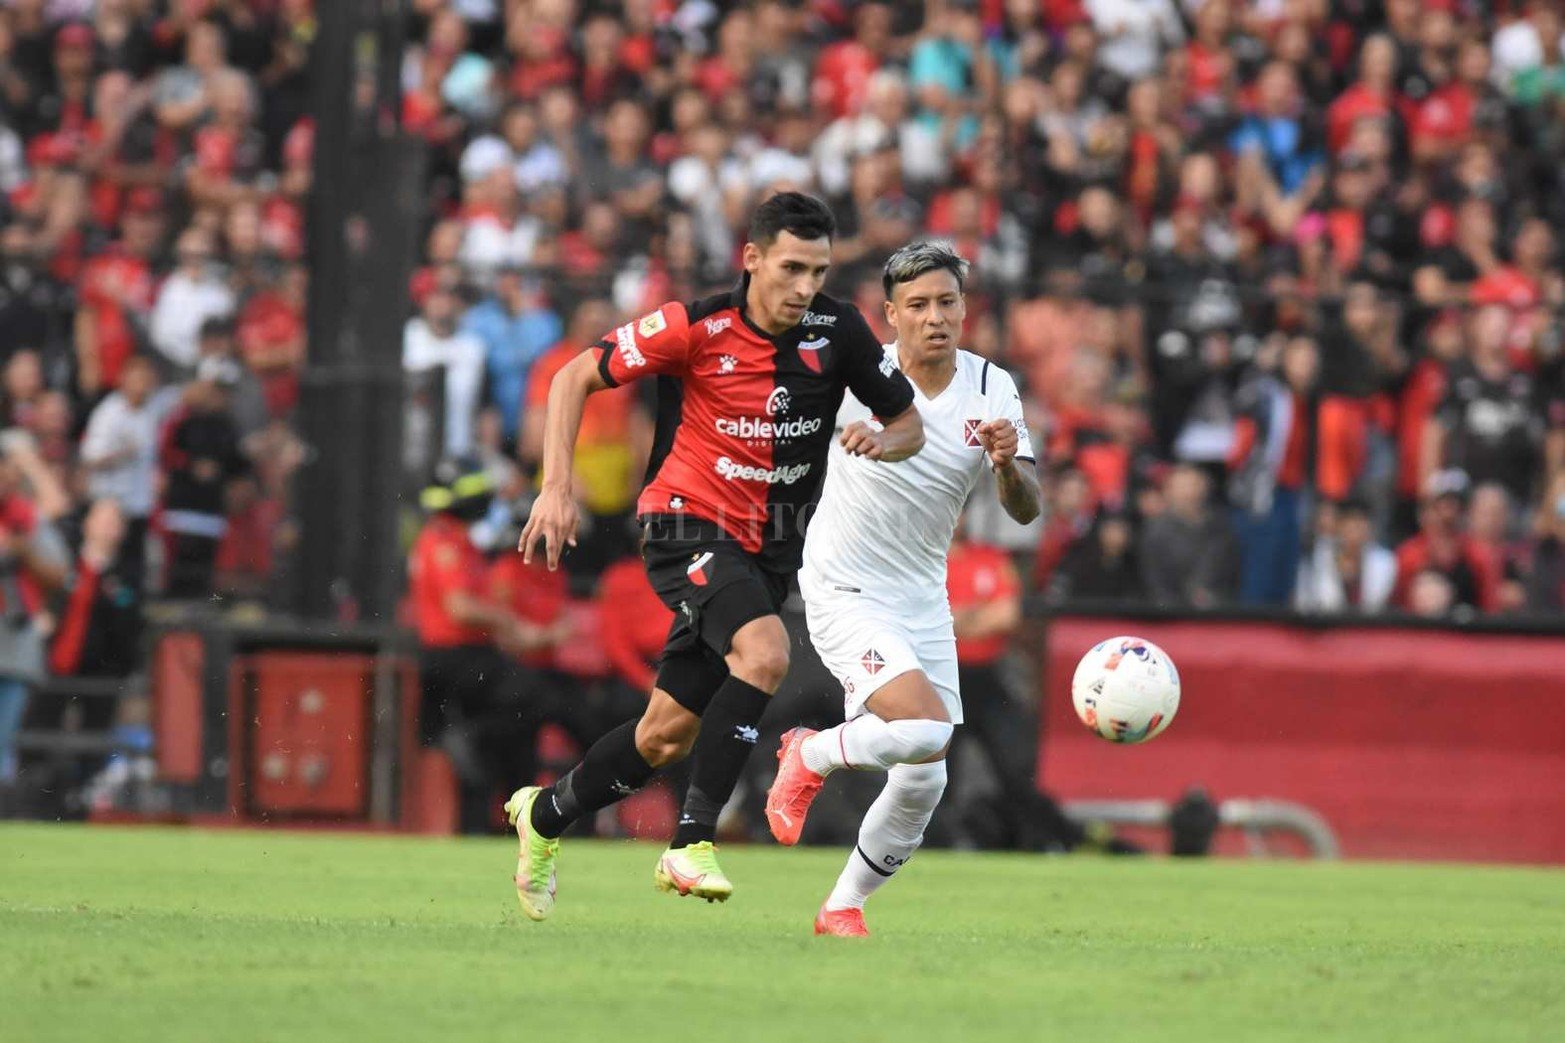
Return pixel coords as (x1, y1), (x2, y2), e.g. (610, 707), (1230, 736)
(801, 345), (1033, 619)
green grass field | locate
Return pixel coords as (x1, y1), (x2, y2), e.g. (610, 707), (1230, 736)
(2, 824), (1563, 1043)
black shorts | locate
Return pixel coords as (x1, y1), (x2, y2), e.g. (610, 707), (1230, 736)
(641, 514), (791, 662)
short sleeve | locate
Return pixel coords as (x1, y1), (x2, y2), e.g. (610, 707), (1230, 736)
(838, 309), (915, 419)
(594, 302), (691, 386)
(986, 363), (1035, 463)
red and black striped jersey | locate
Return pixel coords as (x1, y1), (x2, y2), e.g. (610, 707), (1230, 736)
(593, 275), (915, 569)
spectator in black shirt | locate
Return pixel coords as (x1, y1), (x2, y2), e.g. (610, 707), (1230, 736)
(1050, 511), (1144, 603)
(157, 357), (249, 598)
(1140, 464), (1239, 607)
(1434, 304), (1542, 507)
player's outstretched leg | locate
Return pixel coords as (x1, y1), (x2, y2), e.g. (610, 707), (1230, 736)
(657, 615), (790, 901)
(768, 697), (951, 846)
(507, 693), (696, 920)
(815, 760), (948, 937)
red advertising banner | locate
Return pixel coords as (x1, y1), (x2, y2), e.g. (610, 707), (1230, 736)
(1039, 617), (1565, 864)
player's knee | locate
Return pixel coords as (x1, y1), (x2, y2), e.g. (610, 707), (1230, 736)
(635, 716), (697, 767)
(888, 759), (948, 809)
(885, 718), (954, 764)
(726, 636), (790, 691)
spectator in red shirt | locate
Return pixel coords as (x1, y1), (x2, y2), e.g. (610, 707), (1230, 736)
(235, 262), (305, 417)
(812, 1), (892, 120)
(1392, 469), (1501, 613)
(1396, 310), (1465, 533)
(1327, 34), (1398, 157)
(74, 189), (162, 396)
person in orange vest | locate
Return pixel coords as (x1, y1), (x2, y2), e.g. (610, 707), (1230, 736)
(946, 531), (1132, 853)
(409, 458), (556, 832)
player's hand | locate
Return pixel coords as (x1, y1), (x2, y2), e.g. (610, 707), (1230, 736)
(519, 484), (578, 571)
(840, 420), (886, 460)
(977, 420), (1019, 470)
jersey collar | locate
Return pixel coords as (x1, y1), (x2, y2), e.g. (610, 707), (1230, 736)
(730, 271), (809, 343)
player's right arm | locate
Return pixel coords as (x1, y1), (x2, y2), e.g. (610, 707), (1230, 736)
(519, 304), (692, 570)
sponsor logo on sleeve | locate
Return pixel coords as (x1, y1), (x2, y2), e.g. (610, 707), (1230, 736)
(637, 310), (668, 337)
(615, 323), (646, 368)
(879, 355), (896, 377)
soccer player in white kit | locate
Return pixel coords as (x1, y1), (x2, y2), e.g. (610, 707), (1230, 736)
(764, 241), (1041, 936)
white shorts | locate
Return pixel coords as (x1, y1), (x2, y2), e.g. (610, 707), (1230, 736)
(800, 575), (962, 725)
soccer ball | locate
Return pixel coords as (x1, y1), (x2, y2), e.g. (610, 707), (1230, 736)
(1070, 636), (1180, 744)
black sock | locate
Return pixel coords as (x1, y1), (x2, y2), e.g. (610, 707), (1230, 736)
(529, 720), (655, 839)
(671, 677), (770, 848)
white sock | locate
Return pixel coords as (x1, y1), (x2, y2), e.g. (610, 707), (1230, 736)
(825, 760), (948, 911)
(800, 716), (952, 775)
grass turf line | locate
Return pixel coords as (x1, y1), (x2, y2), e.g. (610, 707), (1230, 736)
(2, 824), (1563, 1043)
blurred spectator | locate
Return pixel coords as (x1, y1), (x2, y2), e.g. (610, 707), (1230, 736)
(404, 279), (485, 457)
(1050, 510), (1144, 603)
(0, 430), (69, 784)
(74, 189), (161, 397)
(78, 354), (167, 589)
(1392, 470), (1501, 614)
(1430, 305), (1543, 509)
(1089, 0), (1184, 83)
(1140, 464), (1238, 607)
(158, 357), (249, 599)
(1295, 498), (1397, 614)
(194, 317), (267, 436)
(235, 262), (306, 418)
(1468, 481), (1529, 612)
(150, 227), (235, 375)
(1228, 335), (1318, 605)
(49, 497), (139, 678)
(1033, 466), (1094, 590)
(1527, 473), (1565, 611)
(460, 264), (561, 447)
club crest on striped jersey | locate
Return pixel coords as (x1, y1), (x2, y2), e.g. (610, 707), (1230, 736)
(798, 335), (830, 374)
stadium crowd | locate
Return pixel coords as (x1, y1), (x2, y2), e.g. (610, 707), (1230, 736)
(7, 0), (1565, 811)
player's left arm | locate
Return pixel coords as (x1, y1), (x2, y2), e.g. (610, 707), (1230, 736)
(979, 370), (1040, 525)
(838, 307), (923, 462)
(841, 404), (924, 461)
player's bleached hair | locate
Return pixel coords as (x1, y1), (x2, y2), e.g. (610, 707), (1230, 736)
(882, 240), (970, 300)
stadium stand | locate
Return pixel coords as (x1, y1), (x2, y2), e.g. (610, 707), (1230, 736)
(5, 0), (1565, 837)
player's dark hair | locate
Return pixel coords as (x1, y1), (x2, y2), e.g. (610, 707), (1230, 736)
(882, 240), (970, 299)
(748, 191), (836, 248)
